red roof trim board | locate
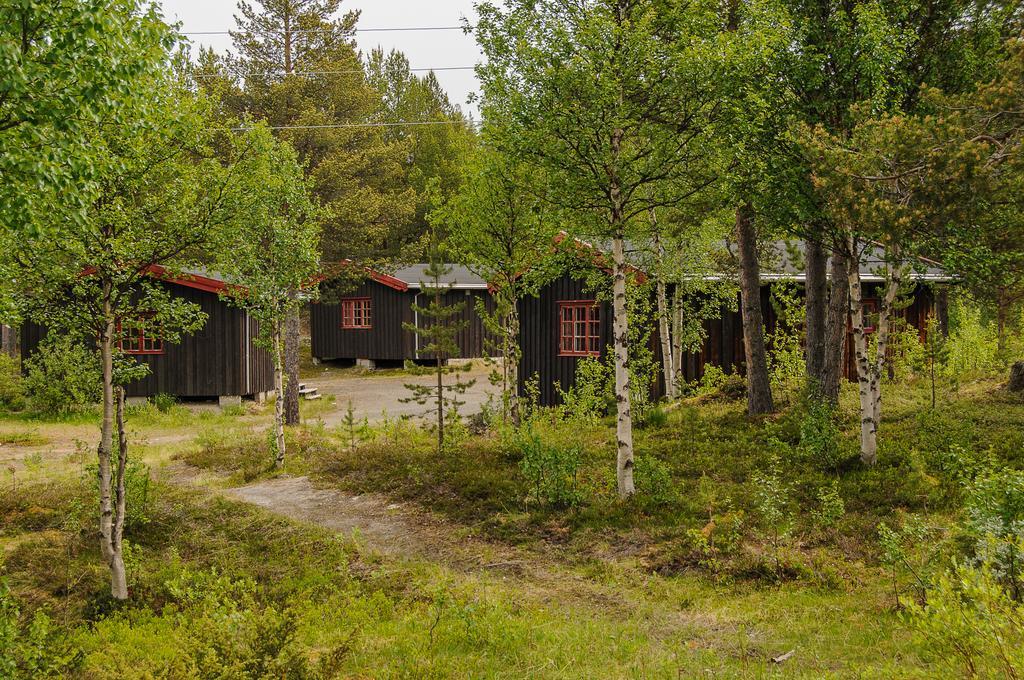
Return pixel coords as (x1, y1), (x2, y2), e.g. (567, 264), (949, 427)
(316, 261), (409, 292)
(79, 265), (241, 295)
(553, 231), (649, 284)
(145, 265), (235, 294)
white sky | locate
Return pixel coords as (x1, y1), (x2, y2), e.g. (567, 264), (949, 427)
(159, 0), (483, 116)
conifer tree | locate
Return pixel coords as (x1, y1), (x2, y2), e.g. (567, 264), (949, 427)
(401, 232), (476, 454)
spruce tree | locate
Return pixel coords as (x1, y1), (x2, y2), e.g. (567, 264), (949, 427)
(401, 232), (476, 455)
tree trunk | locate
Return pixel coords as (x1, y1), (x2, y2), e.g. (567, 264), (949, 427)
(935, 286), (950, 337)
(283, 301), (300, 426)
(671, 287), (684, 385)
(805, 237), (827, 391)
(435, 286), (444, 453)
(821, 251), (850, 404)
(611, 234), (635, 498)
(98, 294), (128, 600)
(735, 203), (773, 415)
(653, 231), (676, 399)
(847, 238), (903, 465)
(847, 246), (877, 465)
(1, 324), (17, 358)
(272, 322), (286, 467)
(507, 306), (521, 425)
(113, 386), (129, 592)
(997, 291), (1009, 357)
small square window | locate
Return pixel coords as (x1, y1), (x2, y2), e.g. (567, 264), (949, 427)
(119, 316), (163, 355)
(341, 298), (372, 329)
(558, 301), (600, 356)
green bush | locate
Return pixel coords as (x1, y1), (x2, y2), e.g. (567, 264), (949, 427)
(689, 365), (747, 401)
(556, 356), (611, 423)
(0, 580), (81, 678)
(517, 429), (582, 509)
(810, 480), (845, 530)
(907, 564), (1024, 678)
(23, 336), (101, 416)
(85, 568), (336, 678)
(633, 454), (677, 508)
(150, 392), (177, 413)
(965, 469), (1024, 597)
(0, 353), (24, 412)
(798, 399), (843, 471)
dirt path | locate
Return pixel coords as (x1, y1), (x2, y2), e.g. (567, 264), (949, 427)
(303, 362), (499, 426)
(223, 475), (434, 558)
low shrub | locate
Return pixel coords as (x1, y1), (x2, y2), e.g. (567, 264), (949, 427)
(965, 469), (1024, 597)
(907, 563), (1024, 678)
(0, 580), (81, 678)
(0, 353), (25, 412)
(810, 480), (846, 530)
(798, 399), (844, 471)
(150, 393), (177, 413)
(556, 356), (611, 423)
(633, 454), (677, 509)
(23, 336), (101, 416)
(516, 429), (582, 510)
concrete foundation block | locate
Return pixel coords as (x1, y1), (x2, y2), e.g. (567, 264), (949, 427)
(356, 358), (376, 369)
(126, 396), (149, 407)
(218, 395), (242, 409)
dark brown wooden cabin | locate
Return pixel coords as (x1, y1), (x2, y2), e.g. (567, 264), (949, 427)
(21, 269), (273, 401)
(310, 265), (498, 366)
(518, 239), (951, 407)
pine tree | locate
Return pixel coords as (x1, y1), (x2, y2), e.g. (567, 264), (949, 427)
(205, 0), (417, 428)
(401, 233), (476, 455)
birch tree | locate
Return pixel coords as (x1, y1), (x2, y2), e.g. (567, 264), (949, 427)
(0, 0), (172, 234)
(202, 0), (417, 428)
(214, 125), (320, 467)
(806, 33), (1024, 463)
(3, 77), (239, 599)
(475, 0), (724, 499)
(443, 144), (556, 423)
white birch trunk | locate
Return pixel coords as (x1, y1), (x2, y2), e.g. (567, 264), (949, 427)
(671, 288), (684, 385)
(98, 294), (128, 600)
(847, 236), (905, 465)
(847, 235), (877, 464)
(611, 236), (635, 498)
(871, 259), (904, 426)
(272, 321), (286, 467)
(653, 231), (676, 399)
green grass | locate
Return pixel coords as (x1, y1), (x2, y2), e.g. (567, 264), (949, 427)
(0, 476), (937, 678)
(0, 428), (48, 447)
(3, 372), (1022, 677)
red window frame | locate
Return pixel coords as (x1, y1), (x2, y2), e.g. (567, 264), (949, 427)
(558, 301), (601, 356)
(118, 316), (164, 355)
(341, 297), (372, 329)
(862, 298), (879, 333)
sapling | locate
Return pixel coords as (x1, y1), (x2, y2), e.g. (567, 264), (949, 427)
(752, 455), (792, 579)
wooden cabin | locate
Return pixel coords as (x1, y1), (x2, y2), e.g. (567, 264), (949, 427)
(518, 239), (952, 406)
(310, 265), (498, 366)
(21, 269), (274, 403)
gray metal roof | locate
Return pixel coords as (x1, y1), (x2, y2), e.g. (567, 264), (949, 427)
(391, 264), (489, 289)
(606, 237), (952, 283)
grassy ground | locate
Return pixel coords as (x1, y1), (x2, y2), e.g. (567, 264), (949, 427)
(2, 373), (1022, 677)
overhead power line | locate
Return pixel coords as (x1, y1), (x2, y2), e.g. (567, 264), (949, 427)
(182, 25), (469, 37)
(193, 66), (476, 79)
(230, 120), (481, 131)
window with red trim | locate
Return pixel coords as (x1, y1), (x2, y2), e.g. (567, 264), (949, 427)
(863, 299), (879, 333)
(558, 301), (601, 356)
(341, 298), (372, 329)
(119, 316), (163, 355)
